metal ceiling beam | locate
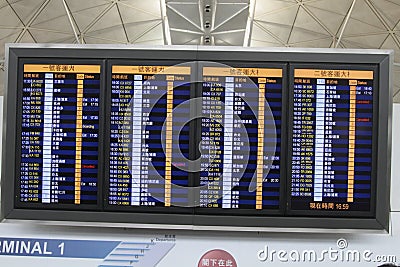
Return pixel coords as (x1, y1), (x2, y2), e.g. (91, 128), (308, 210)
(62, 0), (80, 44)
(0, 26), (24, 30)
(286, 5), (300, 44)
(26, 27), (76, 35)
(213, 29), (245, 35)
(198, 0), (205, 33)
(170, 28), (203, 35)
(333, 0), (357, 48)
(160, 0), (172, 45)
(364, 0), (400, 49)
(211, 0), (217, 33)
(243, 0), (255, 47)
(295, 0), (335, 39)
(115, 2), (130, 43)
(14, 0), (51, 43)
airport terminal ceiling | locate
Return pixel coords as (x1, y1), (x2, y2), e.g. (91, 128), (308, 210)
(0, 0), (399, 100)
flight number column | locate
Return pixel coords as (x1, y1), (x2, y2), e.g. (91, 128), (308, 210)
(291, 78), (315, 199)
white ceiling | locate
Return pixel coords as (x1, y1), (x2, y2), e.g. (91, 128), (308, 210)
(0, 0), (399, 101)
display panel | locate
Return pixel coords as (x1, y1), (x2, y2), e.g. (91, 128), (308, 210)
(107, 64), (193, 209)
(2, 45), (391, 231)
(289, 66), (376, 215)
(17, 63), (101, 207)
(197, 65), (284, 212)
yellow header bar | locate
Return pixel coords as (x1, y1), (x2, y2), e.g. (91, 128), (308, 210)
(112, 66), (191, 75)
(294, 69), (373, 79)
(24, 64), (100, 73)
(203, 67), (282, 77)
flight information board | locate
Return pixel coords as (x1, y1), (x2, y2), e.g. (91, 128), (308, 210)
(107, 65), (192, 208)
(290, 67), (375, 214)
(198, 66), (283, 211)
(18, 64), (101, 206)
(3, 46), (391, 231)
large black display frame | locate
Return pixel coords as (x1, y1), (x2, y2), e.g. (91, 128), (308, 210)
(1, 45), (392, 231)
(286, 63), (378, 217)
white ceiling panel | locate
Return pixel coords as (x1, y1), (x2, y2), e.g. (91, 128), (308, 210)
(306, 0), (352, 16)
(212, 8), (248, 33)
(253, 20), (291, 45)
(7, 0), (44, 25)
(119, 3), (160, 24)
(120, 0), (161, 17)
(0, 0), (398, 102)
(0, 3), (23, 27)
(32, 14), (71, 32)
(0, 28), (19, 40)
(86, 4), (122, 33)
(72, 4), (110, 33)
(291, 36), (335, 48)
(125, 20), (162, 43)
(66, 0), (109, 13)
(255, 5), (299, 27)
(28, 29), (73, 43)
(305, 6), (344, 34)
(343, 33), (390, 48)
(31, 0), (65, 26)
(347, 0), (387, 31)
(380, 37), (399, 60)
(133, 23), (163, 44)
(167, 6), (202, 33)
(371, 0), (400, 29)
(86, 24), (127, 44)
(291, 7), (332, 37)
(250, 39), (283, 47)
(171, 29), (201, 45)
(0, 32), (19, 57)
(167, 2), (201, 28)
(213, 2), (248, 30)
(254, 0), (297, 20)
(214, 30), (245, 46)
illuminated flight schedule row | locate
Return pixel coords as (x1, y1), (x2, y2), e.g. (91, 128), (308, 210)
(16, 62), (376, 217)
